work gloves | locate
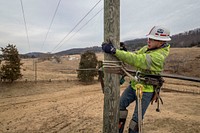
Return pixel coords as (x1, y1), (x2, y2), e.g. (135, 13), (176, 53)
(102, 42), (128, 85)
(102, 42), (116, 54)
(120, 42), (127, 51)
(102, 42), (128, 54)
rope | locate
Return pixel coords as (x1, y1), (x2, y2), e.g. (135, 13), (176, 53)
(121, 67), (135, 80)
(135, 84), (144, 133)
(61, 60), (200, 83)
(103, 60), (137, 80)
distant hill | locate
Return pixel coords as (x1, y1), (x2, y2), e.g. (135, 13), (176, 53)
(20, 52), (46, 58)
(20, 47), (102, 58)
(22, 28), (200, 58)
(124, 28), (200, 51)
(54, 46), (102, 56)
(170, 28), (200, 47)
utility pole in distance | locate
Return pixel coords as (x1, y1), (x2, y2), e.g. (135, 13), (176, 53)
(103, 0), (120, 133)
(34, 59), (37, 83)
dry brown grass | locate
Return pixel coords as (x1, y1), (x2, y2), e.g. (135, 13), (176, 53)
(164, 47), (200, 77)
(0, 48), (200, 133)
(19, 48), (200, 82)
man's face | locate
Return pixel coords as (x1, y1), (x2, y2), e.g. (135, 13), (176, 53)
(147, 38), (163, 50)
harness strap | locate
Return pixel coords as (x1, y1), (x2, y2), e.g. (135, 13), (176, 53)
(119, 109), (128, 119)
(119, 109), (128, 133)
(129, 120), (138, 132)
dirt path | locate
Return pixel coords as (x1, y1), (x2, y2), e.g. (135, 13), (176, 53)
(0, 81), (200, 133)
(0, 81), (103, 133)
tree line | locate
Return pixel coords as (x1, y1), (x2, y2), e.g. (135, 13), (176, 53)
(0, 44), (22, 82)
(0, 44), (100, 83)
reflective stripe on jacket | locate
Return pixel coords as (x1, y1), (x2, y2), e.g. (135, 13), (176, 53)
(115, 44), (170, 92)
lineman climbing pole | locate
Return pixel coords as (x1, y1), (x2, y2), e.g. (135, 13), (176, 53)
(103, 0), (120, 133)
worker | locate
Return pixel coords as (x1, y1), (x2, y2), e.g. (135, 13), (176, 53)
(102, 26), (171, 133)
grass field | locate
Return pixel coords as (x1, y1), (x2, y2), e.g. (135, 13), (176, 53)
(0, 48), (200, 133)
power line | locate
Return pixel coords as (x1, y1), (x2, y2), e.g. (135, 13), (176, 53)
(53, 8), (103, 52)
(41, 0), (62, 51)
(51, 0), (102, 53)
(20, 0), (31, 52)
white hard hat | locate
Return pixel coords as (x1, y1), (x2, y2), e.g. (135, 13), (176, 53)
(146, 26), (171, 41)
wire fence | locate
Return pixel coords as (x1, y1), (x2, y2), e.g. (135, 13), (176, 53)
(19, 56), (80, 82)
(17, 57), (200, 95)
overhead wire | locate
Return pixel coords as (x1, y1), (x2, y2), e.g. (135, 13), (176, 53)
(20, 0), (31, 52)
(50, 0), (102, 53)
(53, 8), (103, 52)
(41, 0), (62, 51)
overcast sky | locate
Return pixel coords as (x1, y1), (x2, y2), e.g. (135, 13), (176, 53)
(0, 0), (200, 54)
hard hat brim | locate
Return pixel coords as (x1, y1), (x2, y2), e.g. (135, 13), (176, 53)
(146, 34), (171, 41)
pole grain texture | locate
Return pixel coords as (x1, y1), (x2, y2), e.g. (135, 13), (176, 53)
(103, 0), (120, 133)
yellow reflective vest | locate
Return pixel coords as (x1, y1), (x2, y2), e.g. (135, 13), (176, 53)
(115, 44), (170, 92)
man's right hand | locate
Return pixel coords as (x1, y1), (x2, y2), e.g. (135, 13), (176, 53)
(102, 42), (116, 54)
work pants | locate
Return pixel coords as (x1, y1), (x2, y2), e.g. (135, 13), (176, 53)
(120, 85), (153, 133)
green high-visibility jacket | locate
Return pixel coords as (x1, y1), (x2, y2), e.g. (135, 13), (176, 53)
(115, 44), (170, 92)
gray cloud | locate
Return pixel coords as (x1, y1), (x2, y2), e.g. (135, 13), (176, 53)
(0, 0), (199, 54)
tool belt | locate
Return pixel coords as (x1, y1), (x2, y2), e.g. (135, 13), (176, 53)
(142, 76), (164, 112)
(99, 66), (164, 88)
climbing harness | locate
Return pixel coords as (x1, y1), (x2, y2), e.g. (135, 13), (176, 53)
(101, 61), (165, 112)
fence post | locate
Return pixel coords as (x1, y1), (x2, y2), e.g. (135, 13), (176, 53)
(34, 59), (37, 83)
(103, 0), (120, 132)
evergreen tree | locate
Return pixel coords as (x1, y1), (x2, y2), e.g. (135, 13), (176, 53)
(0, 44), (23, 82)
(78, 51), (98, 82)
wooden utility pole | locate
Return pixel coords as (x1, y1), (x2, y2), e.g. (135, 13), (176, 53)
(103, 0), (120, 133)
